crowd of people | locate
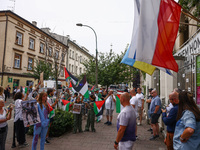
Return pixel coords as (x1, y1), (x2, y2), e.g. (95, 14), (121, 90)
(0, 83), (200, 150)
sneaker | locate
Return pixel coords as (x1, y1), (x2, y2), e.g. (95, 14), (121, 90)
(147, 128), (153, 132)
(104, 121), (109, 124)
(149, 135), (157, 140)
(45, 139), (50, 144)
(107, 122), (112, 125)
(136, 136), (138, 140)
(137, 123), (141, 126)
(155, 135), (159, 138)
(19, 143), (29, 148)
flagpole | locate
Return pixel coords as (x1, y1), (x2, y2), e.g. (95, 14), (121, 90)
(181, 9), (200, 23)
(180, 22), (200, 27)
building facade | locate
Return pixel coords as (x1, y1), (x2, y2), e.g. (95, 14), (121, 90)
(0, 10), (93, 93)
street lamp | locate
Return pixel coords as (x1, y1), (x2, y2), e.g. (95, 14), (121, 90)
(76, 23), (98, 87)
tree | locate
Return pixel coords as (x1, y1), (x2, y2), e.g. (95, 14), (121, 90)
(179, 0), (200, 18)
(82, 45), (139, 88)
(24, 59), (54, 80)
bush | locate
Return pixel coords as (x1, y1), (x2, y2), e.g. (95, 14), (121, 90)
(50, 109), (73, 137)
(27, 109), (74, 137)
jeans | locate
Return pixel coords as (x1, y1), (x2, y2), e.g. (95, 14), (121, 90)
(0, 125), (8, 150)
(32, 125), (48, 150)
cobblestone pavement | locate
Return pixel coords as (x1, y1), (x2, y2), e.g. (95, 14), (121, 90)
(5, 98), (166, 150)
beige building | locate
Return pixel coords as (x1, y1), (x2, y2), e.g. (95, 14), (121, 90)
(0, 10), (93, 93)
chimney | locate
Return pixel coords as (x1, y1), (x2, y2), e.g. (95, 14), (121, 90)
(32, 21), (37, 26)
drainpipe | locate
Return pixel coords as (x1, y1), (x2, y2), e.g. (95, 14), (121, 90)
(1, 12), (8, 86)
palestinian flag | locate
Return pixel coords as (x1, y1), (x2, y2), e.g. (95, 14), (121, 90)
(64, 67), (78, 85)
(69, 81), (72, 89)
(47, 102), (55, 118)
(62, 99), (71, 112)
(71, 76), (90, 99)
(91, 85), (95, 91)
(116, 94), (123, 113)
(94, 100), (105, 117)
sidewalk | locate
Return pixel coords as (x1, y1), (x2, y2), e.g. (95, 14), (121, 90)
(5, 101), (166, 150)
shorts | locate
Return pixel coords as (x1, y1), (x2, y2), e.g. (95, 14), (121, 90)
(151, 113), (160, 124)
(50, 117), (54, 123)
(106, 109), (113, 116)
(138, 107), (142, 116)
(119, 141), (134, 150)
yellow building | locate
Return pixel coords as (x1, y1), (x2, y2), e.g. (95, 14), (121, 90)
(0, 10), (92, 93)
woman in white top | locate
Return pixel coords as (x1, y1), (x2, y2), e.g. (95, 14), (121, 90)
(0, 86), (5, 101)
(0, 98), (12, 150)
(14, 92), (29, 148)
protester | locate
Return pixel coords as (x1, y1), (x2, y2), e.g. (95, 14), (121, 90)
(46, 88), (59, 143)
(71, 93), (78, 103)
(124, 87), (128, 92)
(149, 90), (161, 140)
(85, 95), (96, 132)
(64, 88), (71, 101)
(130, 89), (138, 139)
(104, 90), (116, 125)
(146, 88), (153, 125)
(14, 92), (29, 148)
(73, 95), (83, 133)
(6, 85), (11, 98)
(173, 91), (200, 150)
(32, 92), (50, 150)
(4, 87), (8, 102)
(101, 90), (107, 100)
(162, 91), (179, 150)
(0, 99), (13, 150)
(136, 88), (144, 125)
(0, 87), (5, 101)
(114, 92), (136, 150)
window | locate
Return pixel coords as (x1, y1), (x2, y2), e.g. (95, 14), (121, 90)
(69, 64), (71, 72)
(76, 53), (78, 61)
(16, 31), (23, 45)
(72, 51), (74, 59)
(80, 56), (82, 63)
(76, 66), (78, 74)
(80, 67), (82, 74)
(29, 38), (35, 49)
(55, 51), (59, 59)
(40, 43), (45, 53)
(14, 53), (22, 69)
(49, 47), (52, 57)
(27, 57), (33, 70)
(60, 67), (64, 77)
(69, 50), (71, 58)
(72, 65), (74, 73)
(61, 53), (65, 62)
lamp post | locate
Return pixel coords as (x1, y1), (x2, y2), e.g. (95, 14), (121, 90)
(76, 23), (98, 87)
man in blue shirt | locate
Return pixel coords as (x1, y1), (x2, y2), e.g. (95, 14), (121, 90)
(162, 91), (179, 150)
(149, 90), (161, 140)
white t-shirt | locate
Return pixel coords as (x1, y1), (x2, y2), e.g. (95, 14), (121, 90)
(136, 93), (144, 107)
(130, 96), (138, 117)
(14, 99), (23, 122)
(0, 108), (7, 128)
(0, 94), (5, 101)
(105, 95), (116, 110)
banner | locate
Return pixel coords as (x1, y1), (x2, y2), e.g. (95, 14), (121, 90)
(22, 100), (41, 127)
(72, 103), (82, 114)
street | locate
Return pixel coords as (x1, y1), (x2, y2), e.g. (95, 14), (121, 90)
(5, 98), (166, 150)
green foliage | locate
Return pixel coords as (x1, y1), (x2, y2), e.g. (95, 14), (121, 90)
(179, 0), (200, 18)
(27, 109), (74, 137)
(82, 45), (139, 88)
(24, 59), (54, 80)
(50, 109), (73, 137)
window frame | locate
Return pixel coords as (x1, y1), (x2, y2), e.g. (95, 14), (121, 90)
(27, 57), (34, 71)
(49, 47), (53, 57)
(29, 37), (35, 50)
(40, 42), (45, 54)
(14, 53), (22, 69)
(15, 31), (23, 46)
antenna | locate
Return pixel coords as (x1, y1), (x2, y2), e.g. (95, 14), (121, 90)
(9, 0), (16, 12)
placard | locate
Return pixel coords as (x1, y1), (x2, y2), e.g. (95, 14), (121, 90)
(72, 103), (82, 114)
(22, 100), (41, 127)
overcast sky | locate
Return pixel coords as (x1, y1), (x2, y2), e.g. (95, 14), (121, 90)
(0, 0), (134, 56)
